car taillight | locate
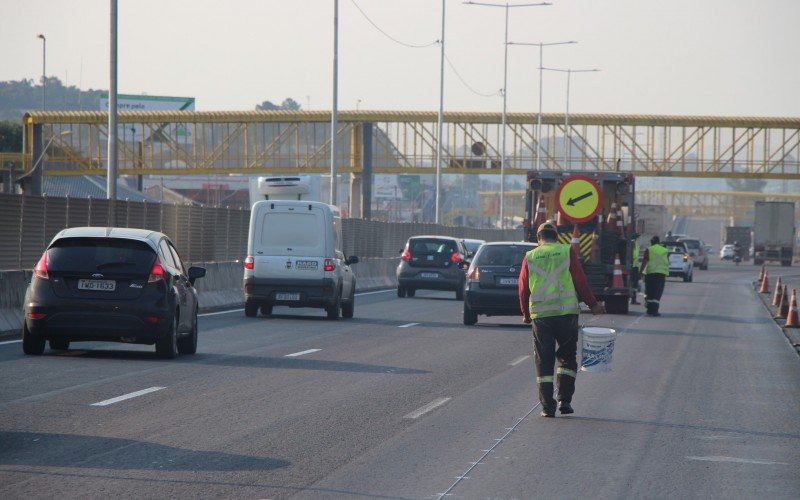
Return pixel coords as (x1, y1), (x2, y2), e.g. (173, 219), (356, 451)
(401, 249), (412, 261)
(244, 256), (254, 270)
(324, 259), (335, 272)
(450, 251), (462, 264)
(683, 254), (689, 262)
(148, 257), (166, 283)
(34, 252), (49, 280)
(26, 312), (46, 320)
(467, 266), (480, 282)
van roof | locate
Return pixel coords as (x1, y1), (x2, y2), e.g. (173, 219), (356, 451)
(252, 199), (338, 212)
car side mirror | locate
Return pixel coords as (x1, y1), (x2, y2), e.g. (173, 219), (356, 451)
(188, 266), (206, 285)
(346, 256), (359, 265)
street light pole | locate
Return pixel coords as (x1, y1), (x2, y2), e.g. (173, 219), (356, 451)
(37, 34), (46, 110)
(435, 0), (445, 224)
(330, 0), (339, 207)
(464, 2), (550, 228)
(108, 0), (118, 225)
(540, 66), (600, 168)
(508, 40), (576, 171)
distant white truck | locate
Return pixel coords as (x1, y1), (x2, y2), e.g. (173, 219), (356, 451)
(635, 204), (670, 247)
(752, 201), (795, 266)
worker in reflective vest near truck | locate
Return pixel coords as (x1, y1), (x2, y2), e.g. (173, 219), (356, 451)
(640, 235), (669, 316)
(518, 222), (605, 418)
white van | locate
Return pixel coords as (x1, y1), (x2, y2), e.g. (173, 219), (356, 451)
(243, 200), (358, 319)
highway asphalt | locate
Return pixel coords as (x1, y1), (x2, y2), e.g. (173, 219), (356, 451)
(1, 258), (799, 499)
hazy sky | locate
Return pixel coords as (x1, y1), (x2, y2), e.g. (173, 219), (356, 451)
(3, 0), (799, 117)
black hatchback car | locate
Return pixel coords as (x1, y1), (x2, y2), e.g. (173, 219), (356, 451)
(463, 241), (537, 325)
(396, 235), (468, 300)
(22, 227), (205, 358)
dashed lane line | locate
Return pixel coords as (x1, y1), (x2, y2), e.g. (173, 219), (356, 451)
(90, 386), (166, 407)
(686, 456), (788, 466)
(0, 339), (21, 346)
(198, 290), (395, 317)
(508, 355), (530, 366)
(285, 349), (321, 357)
(398, 323), (420, 328)
(404, 397), (452, 419)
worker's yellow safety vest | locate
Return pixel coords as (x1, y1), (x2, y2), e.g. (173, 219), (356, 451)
(526, 243), (580, 319)
(644, 244), (669, 275)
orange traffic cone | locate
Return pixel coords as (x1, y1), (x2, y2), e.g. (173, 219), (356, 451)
(772, 277), (784, 306)
(590, 232), (600, 263)
(759, 270), (770, 294)
(785, 289), (799, 328)
(776, 285), (790, 319)
(533, 198), (547, 228)
(571, 225), (581, 259)
(611, 253), (625, 288)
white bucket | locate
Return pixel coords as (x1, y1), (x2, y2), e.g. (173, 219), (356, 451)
(580, 326), (617, 372)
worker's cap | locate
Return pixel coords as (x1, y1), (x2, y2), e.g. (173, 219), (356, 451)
(537, 222), (558, 234)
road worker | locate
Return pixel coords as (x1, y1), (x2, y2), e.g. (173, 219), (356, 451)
(640, 235), (669, 316)
(518, 222), (605, 417)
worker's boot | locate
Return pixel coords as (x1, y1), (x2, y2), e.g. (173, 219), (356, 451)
(538, 381), (556, 417)
(559, 401), (574, 414)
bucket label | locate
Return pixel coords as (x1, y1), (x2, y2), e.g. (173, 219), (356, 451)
(581, 339), (615, 371)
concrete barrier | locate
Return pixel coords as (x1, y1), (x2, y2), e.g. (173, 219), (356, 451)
(0, 258), (398, 337)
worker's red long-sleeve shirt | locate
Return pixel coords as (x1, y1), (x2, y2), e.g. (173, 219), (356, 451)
(518, 245), (598, 320)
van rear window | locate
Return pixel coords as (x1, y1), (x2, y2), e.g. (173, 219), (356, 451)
(260, 212), (324, 251)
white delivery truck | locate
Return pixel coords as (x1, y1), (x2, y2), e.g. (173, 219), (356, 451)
(752, 201), (795, 266)
(244, 200), (359, 319)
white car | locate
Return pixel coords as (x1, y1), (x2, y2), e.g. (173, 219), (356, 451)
(665, 241), (694, 282)
(720, 244), (735, 260)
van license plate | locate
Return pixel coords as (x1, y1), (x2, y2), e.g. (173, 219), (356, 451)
(420, 272), (439, 278)
(295, 260), (318, 270)
(276, 292), (300, 301)
(499, 277), (517, 285)
(78, 279), (116, 291)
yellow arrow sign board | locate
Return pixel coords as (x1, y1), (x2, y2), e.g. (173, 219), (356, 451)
(556, 175), (603, 223)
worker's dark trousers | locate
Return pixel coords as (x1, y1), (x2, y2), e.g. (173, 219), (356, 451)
(644, 273), (666, 314)
(531, 314), (579, 411)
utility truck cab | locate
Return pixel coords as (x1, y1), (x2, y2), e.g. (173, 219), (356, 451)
(243, 200), (358, 319)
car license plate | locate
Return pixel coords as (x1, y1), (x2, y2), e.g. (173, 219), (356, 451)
(78, 279), (116, 292)
(499, 277), (517, 285)
(420, 272), (439, 278)
(295, 260), (318, 270)
(275, 292), (300, 301)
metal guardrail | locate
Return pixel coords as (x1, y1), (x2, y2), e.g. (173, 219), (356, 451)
(0, 193), (522, 271)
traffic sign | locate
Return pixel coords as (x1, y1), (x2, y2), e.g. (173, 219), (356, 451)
(555, 175), (603, 223)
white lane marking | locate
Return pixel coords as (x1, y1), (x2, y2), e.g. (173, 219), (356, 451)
(199, 308), (244, 317)
(285, 349), (321, 357)
(91, 386), (166, 407)
(0, 339), (22, 346)
(356, 289), (395, 296)
(398, 322), (419, 328)
(404, 397), (451, 419)
(509, 355), (530, 366)
(197, 289), (394, 317)
(686, 456), (788, 465)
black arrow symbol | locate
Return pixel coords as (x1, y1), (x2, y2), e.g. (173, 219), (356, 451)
(566, 191), (593, 206)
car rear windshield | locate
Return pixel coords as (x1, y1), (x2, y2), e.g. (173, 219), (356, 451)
(408, 238), (458, 255)
(666, 244), (686, 253)
(474, 244), (536, 267)
(47, 238), (156, 274)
